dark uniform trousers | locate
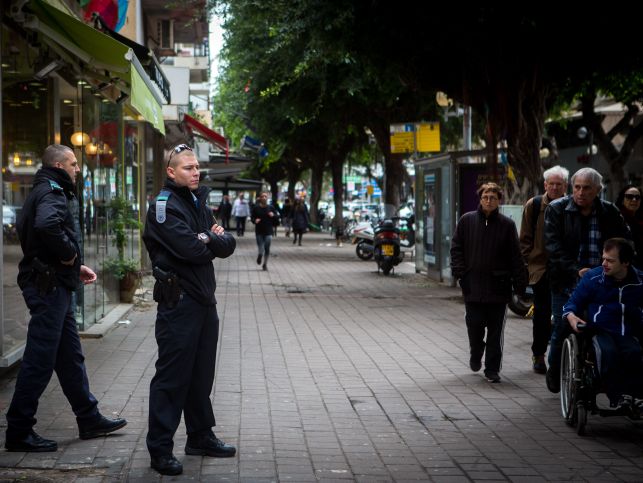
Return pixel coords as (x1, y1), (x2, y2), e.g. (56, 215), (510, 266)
(465, 302), (507, 373)
(146, 293), (219, 457)
(6, 285), (99, 439)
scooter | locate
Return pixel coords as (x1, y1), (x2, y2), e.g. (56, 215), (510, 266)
(350, 220), (374, 260)
(373, 219), (404, 275)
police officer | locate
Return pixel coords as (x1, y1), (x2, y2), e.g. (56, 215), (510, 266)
(5, 144), (127, 452)
(143, 144), (236, 476)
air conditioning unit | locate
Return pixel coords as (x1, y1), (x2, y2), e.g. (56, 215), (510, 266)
(157, 19), (174, 50)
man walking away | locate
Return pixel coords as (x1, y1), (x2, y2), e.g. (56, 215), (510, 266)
(251, 192), (277, 270)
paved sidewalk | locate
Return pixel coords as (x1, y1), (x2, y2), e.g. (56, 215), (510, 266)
(1, 231), (642, 482)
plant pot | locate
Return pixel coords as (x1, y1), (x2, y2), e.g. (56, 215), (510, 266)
(119, 270), (141, 303)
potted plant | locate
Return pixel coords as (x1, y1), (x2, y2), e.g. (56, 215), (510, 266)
(102, 196), (143, 303)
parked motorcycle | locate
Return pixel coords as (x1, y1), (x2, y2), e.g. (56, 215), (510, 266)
(349, 220), (374, 260)
(373, 219), (404, 275)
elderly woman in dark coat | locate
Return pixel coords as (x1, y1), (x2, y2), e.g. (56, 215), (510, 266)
(615, 184), (643, 268)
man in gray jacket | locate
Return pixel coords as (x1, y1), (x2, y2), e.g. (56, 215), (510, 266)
(451, 182), (527, 383)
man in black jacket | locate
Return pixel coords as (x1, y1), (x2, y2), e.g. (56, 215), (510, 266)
(451, 182), (527, 383)
(143, 144), (236, 476)
(5, 144), (126, 452)
(544, 167), (630, 393)
(251, 192), (277, 270)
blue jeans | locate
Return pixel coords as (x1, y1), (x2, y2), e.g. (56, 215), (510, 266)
(256, 234), (272, 260)
(548, 288), (573, 371)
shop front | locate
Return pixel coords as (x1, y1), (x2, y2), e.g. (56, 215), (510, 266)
(0, 0), (165, 365)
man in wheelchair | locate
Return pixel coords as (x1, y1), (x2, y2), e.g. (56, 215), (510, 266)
(562, 238), (643, 412)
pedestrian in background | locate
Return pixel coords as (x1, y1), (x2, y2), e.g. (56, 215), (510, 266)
(231, 193), (250, 236)
(218, 194), (232, 230)
(143, 144), (237, 476)
(5, 144), (126, 453)
(332, 215), (344, 247)
(519, 165), (568, 374)
(281, 198), (292, 237)
(450, 182), (527, 383)
(251, 192), (277, 270)
(544, 167), (630, 393)
(614, 184), (643, 268)
(290, 198), (310, 246)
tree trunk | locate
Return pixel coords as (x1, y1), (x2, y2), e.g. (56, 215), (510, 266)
(308, 159), (325, 225)
(368, 120), (403, 217)
(330, 155), (344, 230)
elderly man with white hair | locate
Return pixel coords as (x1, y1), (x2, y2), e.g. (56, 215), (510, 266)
(543, 167), (630, 393)
(520, 165), (569, 374)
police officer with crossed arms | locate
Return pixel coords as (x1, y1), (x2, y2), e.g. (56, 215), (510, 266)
(5, 144), (126, 452)
(143, 144), (236, 476)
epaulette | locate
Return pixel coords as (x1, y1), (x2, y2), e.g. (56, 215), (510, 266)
(156, 189), (172, 223)
(48, 180), (64, 192)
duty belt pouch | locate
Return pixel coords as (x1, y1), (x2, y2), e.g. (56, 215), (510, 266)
(153, 266), (181, 308)
(32, 257), (57, 296)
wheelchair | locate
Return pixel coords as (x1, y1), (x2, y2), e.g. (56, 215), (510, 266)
(559, 323), (642, 435)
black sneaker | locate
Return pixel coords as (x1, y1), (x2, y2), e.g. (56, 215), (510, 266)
(469, 355), (482, 372)
(262, 264), (267, 271)
(78, 415), (127, 440)
(485, 371), (501, 383)
(546, 367), (560, 393)
(256, 254), (262, 265)
(151, 454), (183, 475)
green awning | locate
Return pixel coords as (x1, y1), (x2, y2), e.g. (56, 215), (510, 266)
(25, 0), (165, 134)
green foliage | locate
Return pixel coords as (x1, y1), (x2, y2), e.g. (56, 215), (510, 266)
(103, 196), (142, 279)
(101, 257), (139, 281)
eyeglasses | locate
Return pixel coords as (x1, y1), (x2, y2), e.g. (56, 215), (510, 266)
(167, 144), (193, 167)
(480, 195), (499, 202)
(624, 193), (641, 201)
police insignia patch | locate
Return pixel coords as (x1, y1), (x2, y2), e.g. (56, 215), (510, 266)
(156, 190), (171, 224)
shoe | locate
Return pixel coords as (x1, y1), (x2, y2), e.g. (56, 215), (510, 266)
(546, 366), (560, 393)
(5, 430), (57, 452)
(150, 454), (183, 475)
(532, 355), (547, 374)
(262, 264), (267, 271)
(484, 371), (501, 383)
(185, 434), (236, 458)
(469, 355), (482, 372)
(298, 242), (302, 246)
(256, 254), (262, 265)
(293, 239), (296, 245)
(78, 415), (127, 440)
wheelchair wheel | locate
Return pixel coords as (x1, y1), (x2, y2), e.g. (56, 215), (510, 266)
(560, 335), (580, 425)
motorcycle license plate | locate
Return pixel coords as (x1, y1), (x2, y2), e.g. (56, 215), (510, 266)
(382, 244), (394, 256)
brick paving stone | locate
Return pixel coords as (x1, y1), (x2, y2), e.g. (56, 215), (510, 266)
(1, 231), (643, 482)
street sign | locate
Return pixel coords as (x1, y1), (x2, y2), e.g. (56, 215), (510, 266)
(390, 122), (441, 153)
(390, 123), (415, 153)
(416, 122), (440, 152)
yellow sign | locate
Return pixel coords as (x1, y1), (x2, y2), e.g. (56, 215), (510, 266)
(416, 123), (440, 152)
(390, 131), (414, 153)
(366, 184), (374, 195)
(389, 122), (440, 153)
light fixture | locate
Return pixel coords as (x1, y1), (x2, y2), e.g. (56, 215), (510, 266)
(436, 91), (453, 108)
(33, 59), (64, 80)
(70, 131), (90, 147)
(85, 143), (98, 156)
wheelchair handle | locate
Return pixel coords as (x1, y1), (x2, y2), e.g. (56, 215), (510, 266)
(576, 322), (587, 331)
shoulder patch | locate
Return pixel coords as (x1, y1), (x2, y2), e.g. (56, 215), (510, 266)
(48, 180), (64, 192)
(156, 189), (171, 223)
